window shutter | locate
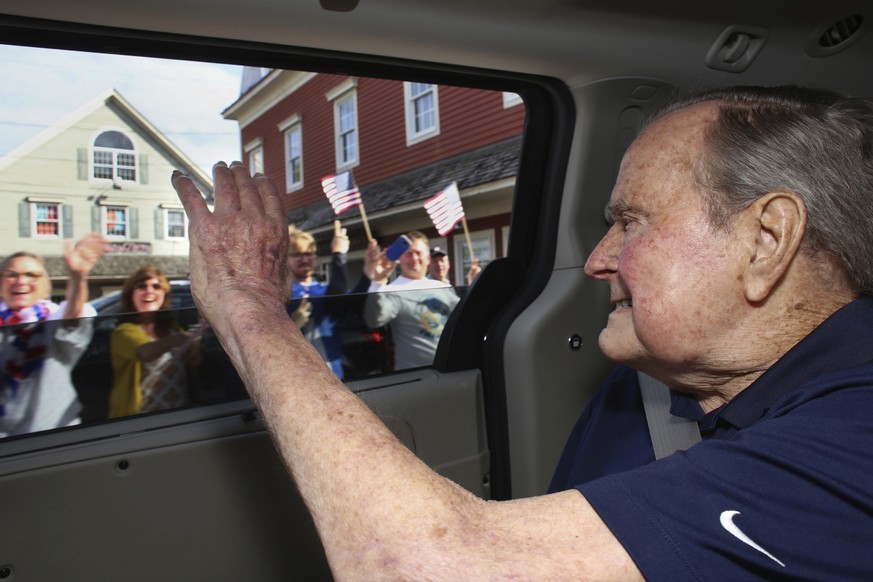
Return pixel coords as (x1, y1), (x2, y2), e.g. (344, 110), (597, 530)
(18, 202), (31, 237)
(62, 204), (74, 238)
(129, 207), (139, 239)
(77, 148), (88, 180)
(154, 207), (164, 239)
(91, 206), (100, 233)
(139, 154), (149, 184)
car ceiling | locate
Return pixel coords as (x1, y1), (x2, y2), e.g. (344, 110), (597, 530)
(2, 0), (872, 96)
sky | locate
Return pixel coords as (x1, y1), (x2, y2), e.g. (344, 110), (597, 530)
(0, 44), (243, 174)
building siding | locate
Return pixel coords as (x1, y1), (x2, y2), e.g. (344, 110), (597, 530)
(0, 92), (212, 294)
(236, 75), (524, 214)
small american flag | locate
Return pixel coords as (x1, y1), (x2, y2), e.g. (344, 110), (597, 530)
(321, 171), (362, 215)
(424, 182), (465, 236)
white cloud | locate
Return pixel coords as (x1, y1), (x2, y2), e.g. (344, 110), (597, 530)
(0, 44), (242, 173)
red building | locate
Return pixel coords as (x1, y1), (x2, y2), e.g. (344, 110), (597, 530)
(223, 68), (524, 285)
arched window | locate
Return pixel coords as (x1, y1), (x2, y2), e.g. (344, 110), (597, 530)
(92, 129), (137, 182)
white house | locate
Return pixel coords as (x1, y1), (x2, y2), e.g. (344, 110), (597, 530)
(0, 89), (212, 298)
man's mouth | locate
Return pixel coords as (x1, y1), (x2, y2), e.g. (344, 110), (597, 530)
(614, 299), (632, 310)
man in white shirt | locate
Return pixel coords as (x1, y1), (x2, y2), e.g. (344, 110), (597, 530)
(362, 231), (459, 370)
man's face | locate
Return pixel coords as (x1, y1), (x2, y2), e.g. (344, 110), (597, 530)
(287, 244), (316, 282)
(429, 254), (450, 282)
(399, 240), (429, 280)
(584, 103), (747, 375)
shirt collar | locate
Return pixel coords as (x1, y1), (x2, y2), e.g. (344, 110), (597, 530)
(671, 297), (873, 431)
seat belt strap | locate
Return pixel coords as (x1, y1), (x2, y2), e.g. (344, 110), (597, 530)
(639, 372), (702, 460)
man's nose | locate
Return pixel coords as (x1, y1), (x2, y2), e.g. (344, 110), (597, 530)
(584, 225), (620, 280)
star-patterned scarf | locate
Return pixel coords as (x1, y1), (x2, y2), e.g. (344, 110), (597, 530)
(0, 300), (57, 417)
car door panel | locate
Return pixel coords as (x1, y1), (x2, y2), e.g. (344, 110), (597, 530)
(0, 369), (486, 580)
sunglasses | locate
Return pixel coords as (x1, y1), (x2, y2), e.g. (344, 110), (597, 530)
(2, 271), (45, 281)
(135, 282), (164, 291)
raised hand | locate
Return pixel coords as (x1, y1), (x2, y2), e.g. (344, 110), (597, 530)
(172, 161), (289, 341)
(466, 259), (482, 285)
(290, 296), (312, 328)
(362, 238), (395, 284)
(64, 232), (106, 276)
(331, 220), (350, 254)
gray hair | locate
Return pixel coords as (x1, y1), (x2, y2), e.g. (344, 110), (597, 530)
(650, 86), (873, 295)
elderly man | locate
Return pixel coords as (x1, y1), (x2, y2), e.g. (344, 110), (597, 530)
(172, 85), (873, 579)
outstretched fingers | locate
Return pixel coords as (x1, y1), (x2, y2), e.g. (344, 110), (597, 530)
(176, 162), (283, 224)
(172, 169), (212, 224)
(255, 173), (285, 221)
(228, 161), (265, 215)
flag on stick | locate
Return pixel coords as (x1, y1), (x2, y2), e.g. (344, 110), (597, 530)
(322, 171), (362, 216)
(424, 182), (465, 236)
(321, 170), (372, 240)
(425, 182), (475, 274)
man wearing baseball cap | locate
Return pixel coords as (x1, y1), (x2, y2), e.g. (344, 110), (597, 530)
(427, 246), (451, 284)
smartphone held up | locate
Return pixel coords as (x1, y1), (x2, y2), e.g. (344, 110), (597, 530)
(385, 235), (412, 261)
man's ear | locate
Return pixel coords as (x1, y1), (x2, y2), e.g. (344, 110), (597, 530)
(745, 191), (807, 303)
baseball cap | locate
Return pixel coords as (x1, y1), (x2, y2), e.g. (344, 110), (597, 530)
(430, 246), (447, 258)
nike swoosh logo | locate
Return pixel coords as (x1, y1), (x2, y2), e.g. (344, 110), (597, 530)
(720, 510), (786, 568)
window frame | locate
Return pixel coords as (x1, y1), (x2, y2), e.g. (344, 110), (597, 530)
(245, 141), (264, 176)
(90, 128), (138, 184)
(279, 115), (304, 192)
(0, 23), (570, 502)
(502, 91), (523, 108)
(30, 201), (63, 239)
(164, 207), (188, 240)
(404, 81), (440, 145)
(453, 230), (496, 286)
(101, 204), (129, 240)
(327, 80), (359, 171)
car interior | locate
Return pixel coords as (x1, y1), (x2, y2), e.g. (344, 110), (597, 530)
(1, 1), (871, 579)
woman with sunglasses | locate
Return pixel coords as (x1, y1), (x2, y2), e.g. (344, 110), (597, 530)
(0, 232), (106, 437)
(108, 266), (201, 418)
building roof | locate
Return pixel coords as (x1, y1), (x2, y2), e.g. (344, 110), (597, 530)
(0, 88), (213, 198)
(286, 135), (522, 232)
(41, 255), (190, 281)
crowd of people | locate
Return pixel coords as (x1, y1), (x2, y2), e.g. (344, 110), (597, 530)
(0, 216), (477, 435)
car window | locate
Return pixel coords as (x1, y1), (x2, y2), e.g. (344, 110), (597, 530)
(0, 41), (526, 439)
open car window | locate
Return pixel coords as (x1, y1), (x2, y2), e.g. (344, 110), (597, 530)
(0, 41), (527, 441)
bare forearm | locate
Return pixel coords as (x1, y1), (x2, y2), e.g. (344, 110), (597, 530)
(62, 232), (105, 319)
(229, 318), (635, 580)
(225, 308), (478, 577)
(172, 162), (638, 580)
(135, 333), (185, 362)
(62, 272), (88, 319)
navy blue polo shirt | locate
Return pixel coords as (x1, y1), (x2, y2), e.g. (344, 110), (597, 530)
(550, 297), (873, 580)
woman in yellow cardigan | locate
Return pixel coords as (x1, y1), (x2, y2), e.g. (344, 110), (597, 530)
(108, 266), (199, 418)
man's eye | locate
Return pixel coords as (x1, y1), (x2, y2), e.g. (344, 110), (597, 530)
(622, 216), (641, 231)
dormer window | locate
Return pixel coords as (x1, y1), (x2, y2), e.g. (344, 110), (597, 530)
(92, 129), (137, 182)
